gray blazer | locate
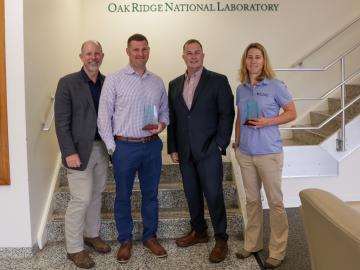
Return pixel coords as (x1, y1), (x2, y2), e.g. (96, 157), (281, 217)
(54, 71), (105, 170)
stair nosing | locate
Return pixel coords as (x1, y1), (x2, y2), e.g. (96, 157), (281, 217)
(51, 208), (241, 222)
(56, 181), (235, 193)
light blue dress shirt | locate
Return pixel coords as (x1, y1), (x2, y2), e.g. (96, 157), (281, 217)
(236, 78), (292, 155)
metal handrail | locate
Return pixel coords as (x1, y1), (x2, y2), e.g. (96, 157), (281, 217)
(291, 16), (360, 67)
(279, 68), (360, 151)
(292, 68), (360, 101)
(42, 96), (55, 131)
(274, 32), (360, 151)
(275, 40), (360, 72)
(281, 91), (360, 130)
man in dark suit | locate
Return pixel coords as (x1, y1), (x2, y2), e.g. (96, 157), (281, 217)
(55, 40), (111, 269)
(167, 39), (234, 263)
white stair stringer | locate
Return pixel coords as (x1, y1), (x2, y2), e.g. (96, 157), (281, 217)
(261, 115), (360, 208)
(283, 145), (338, 178)
(321, 114), (360, 161)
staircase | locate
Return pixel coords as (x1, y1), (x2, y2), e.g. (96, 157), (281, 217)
(46, 147), (243, 242)
(286, 84), (360, 146)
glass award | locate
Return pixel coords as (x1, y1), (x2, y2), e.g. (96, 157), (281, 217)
(142, 105), (158, 130)
(244, 99), (259, 126)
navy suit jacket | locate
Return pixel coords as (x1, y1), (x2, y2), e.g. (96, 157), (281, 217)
(167, 68), (234, 161)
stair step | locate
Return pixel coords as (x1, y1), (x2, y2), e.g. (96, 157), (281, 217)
(47, 208), (243, 241)
(290, 84), (360, 146)
(58, 158), (233, 186)
(282, 138), (305, 146)
(292, 128), (328, 145)
(328, 97), (360, 118)
(53, 181), (238, 212)
(345, 84), (360, 100)
(49, 143), (241, 244)
(309, 110), (351, 137)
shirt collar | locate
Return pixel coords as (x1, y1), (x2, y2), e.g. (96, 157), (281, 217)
(185, 67), (203, 80)
(244, 78), (270, 88)
(125, 65), (150, 77)
(80, 67), (103, 84)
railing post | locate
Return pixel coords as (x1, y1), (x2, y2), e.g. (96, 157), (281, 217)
(336, 57), (346, 151)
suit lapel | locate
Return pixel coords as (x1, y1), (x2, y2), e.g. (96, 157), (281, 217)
(176, 75), (189, 111)
(191, 68), (208, 110)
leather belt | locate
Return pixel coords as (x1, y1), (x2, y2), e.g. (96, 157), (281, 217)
(114, 134), (157, 143)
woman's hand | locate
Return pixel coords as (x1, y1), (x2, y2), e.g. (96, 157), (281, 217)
(247, 117), (271, 128)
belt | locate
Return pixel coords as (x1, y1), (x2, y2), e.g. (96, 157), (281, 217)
(114, 134), (158, 143)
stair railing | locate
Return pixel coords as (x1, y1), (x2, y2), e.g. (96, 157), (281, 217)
(42, 95), (55, 131)
(275, 41), (360, 151)
(292, 16), (360, 68)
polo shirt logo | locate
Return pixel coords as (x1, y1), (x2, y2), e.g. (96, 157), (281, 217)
(257, 92), (269, 97)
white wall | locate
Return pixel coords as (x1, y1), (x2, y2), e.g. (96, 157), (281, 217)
(0, 0), (32, 247)
(281, 145), (360, 207)
(1, 0), (360, 248)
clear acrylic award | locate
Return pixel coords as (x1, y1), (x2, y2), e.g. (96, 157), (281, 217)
(244, 99), (259, 126)
(142, 105), (158, 130)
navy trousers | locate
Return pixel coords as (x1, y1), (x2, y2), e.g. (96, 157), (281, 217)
(179, 150), (228, 241)
(112, 137), (162, 242)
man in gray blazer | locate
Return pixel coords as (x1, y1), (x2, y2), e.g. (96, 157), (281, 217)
(55, 40), (110, 269)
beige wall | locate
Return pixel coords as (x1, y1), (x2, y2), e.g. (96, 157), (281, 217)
(23, 0), (82, 246)
(1, 0), (360, 248)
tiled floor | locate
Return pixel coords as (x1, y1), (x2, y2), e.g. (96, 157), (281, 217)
(0, 236), (260, 270)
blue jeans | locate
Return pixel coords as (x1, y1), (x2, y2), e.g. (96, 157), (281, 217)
(112, 136), (162, 242)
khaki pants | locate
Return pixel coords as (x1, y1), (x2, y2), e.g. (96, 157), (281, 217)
(65, 141), (109, 253)
(235, 149), (288, 260)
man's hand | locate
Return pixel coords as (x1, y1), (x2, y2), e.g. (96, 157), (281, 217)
(149, 122), (166, 134)
(65, 154), (81, 168)
(170, 152), (179, 163)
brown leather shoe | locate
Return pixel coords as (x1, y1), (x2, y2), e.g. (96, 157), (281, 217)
(143, 237), (167, 258)
(84, 237), (111, 253)
(117, 240), (133, 263)
(67, 250), (95, 269)
(175, 230), (209, 247)
(209, 239), (228, 263)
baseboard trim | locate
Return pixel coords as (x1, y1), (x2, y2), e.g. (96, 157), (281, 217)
(36, 153), (61, 250)
(0, 244), (39, 258)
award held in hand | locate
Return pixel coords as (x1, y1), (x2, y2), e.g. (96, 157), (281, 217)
(142, 105), (158, 130)
(244, 99), (259, 126)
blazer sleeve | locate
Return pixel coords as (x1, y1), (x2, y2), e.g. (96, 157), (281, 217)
(54, 77), (77, 158)
(215, 75), (235, 154)
(167, 80), (177, 154)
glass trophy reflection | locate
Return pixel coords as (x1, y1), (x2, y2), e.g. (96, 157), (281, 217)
(244, 99), (259, 126)
(142, 105), (158, 130)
